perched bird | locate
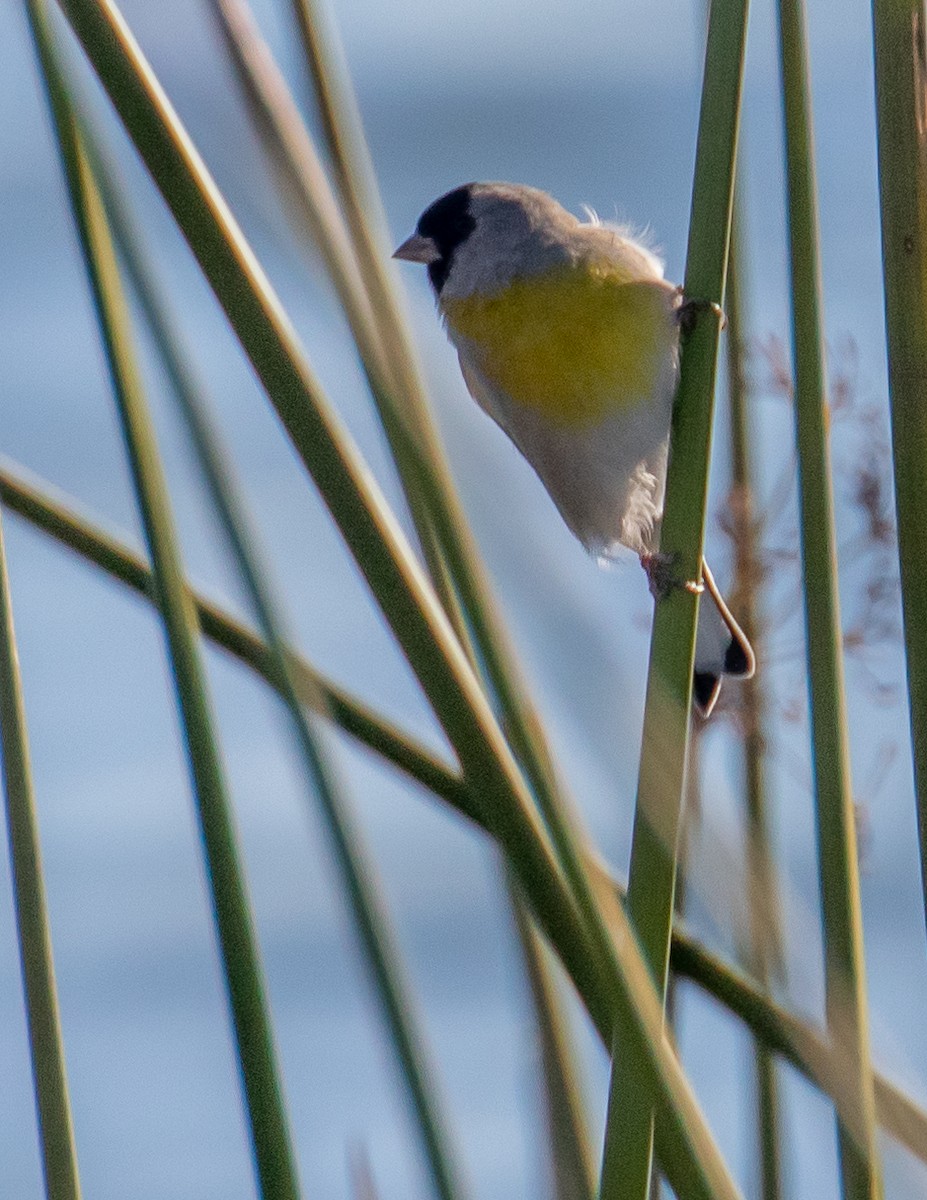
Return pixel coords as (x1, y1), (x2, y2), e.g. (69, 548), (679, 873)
(394, 182), (753, 716)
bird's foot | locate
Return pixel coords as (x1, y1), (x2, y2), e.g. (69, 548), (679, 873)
(640, 552), (704, 602)
(676, 292), (727, 337)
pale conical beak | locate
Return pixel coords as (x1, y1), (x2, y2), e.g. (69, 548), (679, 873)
(393, 233), (440, 264)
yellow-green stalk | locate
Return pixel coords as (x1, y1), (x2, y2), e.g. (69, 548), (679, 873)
(211, 20), (627, 1188)
(600, 1), (750, 1196)
(0, 122), (82, 1192)
(871, 0), (927, 938)
(510, 883), (596, 1200)
(0, 501), (82, 1200)
(777, 0), (881, 1194)
(725, 201), (785, 1200)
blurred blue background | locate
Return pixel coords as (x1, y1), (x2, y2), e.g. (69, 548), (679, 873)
(1, 0), (925, 1197)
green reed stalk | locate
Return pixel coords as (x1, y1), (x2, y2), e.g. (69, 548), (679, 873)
(349, 1151), (383, 1200)
(663, 727), (702, 1039)
(91, 132), (470, 1200)
(510, 881), (595, 1200)
(600, 2), (749, 1197)
(777, 1), (881, 1195)
(208, 0), (379, 359)
(30, 15), (302, 1197)
(0, 278), (81, 1200)
(725, 200), (785, 1200)
(0, 504), (82, 1200)
(647, 725), (703, 1200)
(871, 0), (927, 939)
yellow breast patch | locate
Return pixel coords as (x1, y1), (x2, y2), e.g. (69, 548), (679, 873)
(443, 265), (677, 429)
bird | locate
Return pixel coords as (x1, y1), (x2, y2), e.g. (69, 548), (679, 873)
(394, 181), (753, 716)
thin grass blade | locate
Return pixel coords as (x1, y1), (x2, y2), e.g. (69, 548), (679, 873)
(668, 934), (927, 1162)
(234, 17), (636, 1184)
(52, 6), (610, 1057)
(208, 0), (376, 349)
(209, 0), (476, 654)
(510, 879), (596, 1200)
(278, 18), (746, 1194)
(871, 0), (927, 940)
(54, 0), (545, 848)
(349, 1147), (383, 1200)
(725, 198), (785, 1200)
(0, 457), (81, 1200)
(599, 2), (750, 1196)
(777, 0), (881, 1194)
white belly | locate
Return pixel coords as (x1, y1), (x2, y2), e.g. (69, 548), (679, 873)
(457, 346), (678, 556)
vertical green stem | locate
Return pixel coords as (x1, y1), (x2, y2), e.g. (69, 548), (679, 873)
(754, 1053), (782, 1200)
(30, 13), (302, 1198)
(0, 513), (81, 1200)
(599, 2), (750, 1197)
(871, 0), (927, 938)
(777, 1), (881, 1196)
(725, 200), (785, 1200)
(648, 731), (702, 1200)
(663, 730), (702, 1037)
(510, 878), (595, 1200)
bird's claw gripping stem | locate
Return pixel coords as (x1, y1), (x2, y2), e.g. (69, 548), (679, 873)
(641, 552), (704, 602)
(676, 292), (727, 337)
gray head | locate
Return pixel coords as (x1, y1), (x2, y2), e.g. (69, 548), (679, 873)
(393, 182), (578, 298)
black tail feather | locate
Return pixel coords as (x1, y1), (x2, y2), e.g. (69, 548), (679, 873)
(724, 631), (753, 676)
(694, 561), (755, 718)
(693, 670), (722, 718)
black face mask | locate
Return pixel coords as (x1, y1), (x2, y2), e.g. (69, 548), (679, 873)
(416, 185), (477, 293)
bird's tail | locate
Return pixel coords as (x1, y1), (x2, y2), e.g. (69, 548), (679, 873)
(693, 561), (755, 718)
